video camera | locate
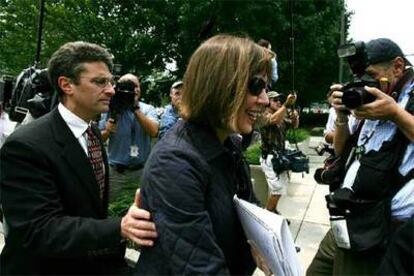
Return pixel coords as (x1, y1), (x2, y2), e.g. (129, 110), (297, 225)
(337, 42), (379, 109)
(9, 67), (55, 122)
(109, 80), (136, 119)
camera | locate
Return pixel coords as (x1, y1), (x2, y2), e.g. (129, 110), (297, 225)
(271, 152), (291, 174)
(341, 78), (378, 109)
(271, 149), (309, 174)
(26, 69), (55, 119)
(313, 155), (344, 191)
(109, 80), (136, 118)
(337, 41), (380, 109)
(315, 142), (335, 156)
(9, 67), (55, 122)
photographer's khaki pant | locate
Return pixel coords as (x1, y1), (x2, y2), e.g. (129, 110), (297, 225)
(307, 229), (386, 276)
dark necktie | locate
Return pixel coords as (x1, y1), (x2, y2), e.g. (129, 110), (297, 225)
(86, 126), (105, 200)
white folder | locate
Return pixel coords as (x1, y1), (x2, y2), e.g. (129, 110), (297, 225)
(234, 195), (303, 276)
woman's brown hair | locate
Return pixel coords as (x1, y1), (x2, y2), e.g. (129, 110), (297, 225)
(180, 34), (274, 131)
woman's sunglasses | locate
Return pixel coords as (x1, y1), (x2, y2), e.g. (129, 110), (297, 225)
(248, 77), (268, 96)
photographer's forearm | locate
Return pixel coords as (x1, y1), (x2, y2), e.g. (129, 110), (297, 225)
(269, 105), (287, 125)
(133, 110), (159, 138)
(333, 113), (350, 156)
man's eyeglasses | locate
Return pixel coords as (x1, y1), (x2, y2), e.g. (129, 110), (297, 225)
(248, 77), (267, 96)
(78, 76), (115, 88)
(90, 77), (115, 88)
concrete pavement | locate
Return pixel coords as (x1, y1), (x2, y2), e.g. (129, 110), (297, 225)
(0, 136), (330, 275)
(251, 136), (330, 275)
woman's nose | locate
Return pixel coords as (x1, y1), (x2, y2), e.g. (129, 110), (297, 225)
(257, 89), (269, 106)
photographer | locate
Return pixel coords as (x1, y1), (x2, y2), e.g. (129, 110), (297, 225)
(257, 39), (279, 89)
(158, 80), (183, 139)
(323, 91), (359, 147)
(99, 73), (159, 201)
(257, 91), (298, 218)
(307, 38), (414, 275)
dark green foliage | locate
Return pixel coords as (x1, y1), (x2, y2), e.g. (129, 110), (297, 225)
(286, 128), (310, 144)
(108, 193), (134, 218)
(0, 0), (349, 107)
(244, 142), (261, 165)
(108, 178), (140, 218)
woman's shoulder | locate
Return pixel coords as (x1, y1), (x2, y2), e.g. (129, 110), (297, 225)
(149, 125), (210, 172)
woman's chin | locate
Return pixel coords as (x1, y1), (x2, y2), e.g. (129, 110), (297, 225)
(238, 124), (253, 135)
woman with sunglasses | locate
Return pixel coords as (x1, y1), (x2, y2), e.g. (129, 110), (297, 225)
(134, 35), (273, 275)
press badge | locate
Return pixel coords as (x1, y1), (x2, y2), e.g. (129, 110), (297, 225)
(330, 216), (351, 249)
(130, 145), (139, 157)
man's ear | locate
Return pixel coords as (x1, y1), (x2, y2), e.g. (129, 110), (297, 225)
(393, 57), (405, 75)
(58, 76), (74, 96)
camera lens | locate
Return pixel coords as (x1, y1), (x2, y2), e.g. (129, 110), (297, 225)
(342, 87), (364, 109)
(314, 168), (326, 184)
(342, 87), (376, 109)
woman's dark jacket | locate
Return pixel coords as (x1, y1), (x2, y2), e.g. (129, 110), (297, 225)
(135, 121), (257, 275)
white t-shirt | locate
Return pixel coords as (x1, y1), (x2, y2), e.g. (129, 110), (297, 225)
(0, 112), (17, 148)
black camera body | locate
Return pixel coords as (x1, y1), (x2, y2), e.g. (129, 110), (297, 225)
(271, 149), (309, 174)
(9, 67), (55, 122)
(315, 142), (335, 156)
(341, 79), (379, 109)
(313, 155), (345, 191)
(109, 80), (136, 118)
(337, 41), (381, 109)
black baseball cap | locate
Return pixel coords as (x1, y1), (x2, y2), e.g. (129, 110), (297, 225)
(366, 38), (411, 66)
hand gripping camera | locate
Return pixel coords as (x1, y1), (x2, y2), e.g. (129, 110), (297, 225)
(337, 42), (380, 109)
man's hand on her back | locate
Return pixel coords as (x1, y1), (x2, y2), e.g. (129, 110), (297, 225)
(120, 189), (157, 246)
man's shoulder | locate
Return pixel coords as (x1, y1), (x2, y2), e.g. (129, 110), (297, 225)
(139, 101), (155, 111)
(139, 102), (159, 120)
(5, 111), (58, 146)
(160, 104), (175, 118)
(162, 104), (173, 112)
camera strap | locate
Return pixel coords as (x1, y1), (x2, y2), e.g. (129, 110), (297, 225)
(342, 119), (365, 169)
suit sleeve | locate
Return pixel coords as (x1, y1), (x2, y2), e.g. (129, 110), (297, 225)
(0, 139), (124, 258)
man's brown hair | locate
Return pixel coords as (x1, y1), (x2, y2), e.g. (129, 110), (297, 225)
(48, 41), (113, 99)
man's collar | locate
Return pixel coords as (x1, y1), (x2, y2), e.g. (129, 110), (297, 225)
(58, 103), (90, 139)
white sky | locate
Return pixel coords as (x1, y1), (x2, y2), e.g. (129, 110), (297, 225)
(346, 0), (414, 63)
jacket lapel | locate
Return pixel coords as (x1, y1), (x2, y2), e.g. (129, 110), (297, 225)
(50, 109), (103, 213)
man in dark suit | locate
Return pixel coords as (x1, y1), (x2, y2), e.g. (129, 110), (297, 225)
(0, 41), (157, 275)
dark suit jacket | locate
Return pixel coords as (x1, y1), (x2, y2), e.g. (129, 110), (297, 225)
(0, 108), (128, 275)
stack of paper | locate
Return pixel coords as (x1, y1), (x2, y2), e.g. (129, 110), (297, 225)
(234, 195), (303, 276)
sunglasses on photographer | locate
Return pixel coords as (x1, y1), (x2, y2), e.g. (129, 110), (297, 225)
(248, 77), (268, 96)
